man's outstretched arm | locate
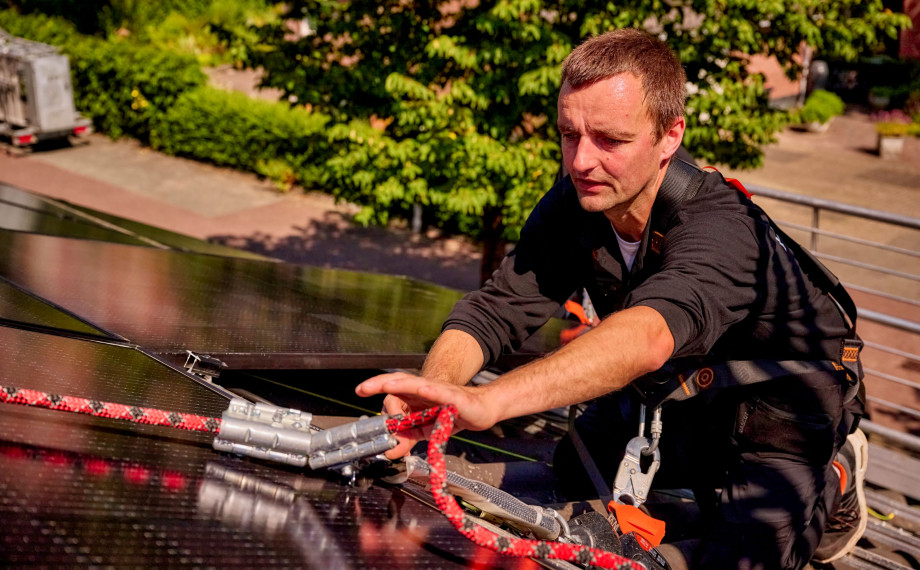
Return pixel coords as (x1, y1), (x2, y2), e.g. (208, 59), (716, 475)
(356, 305), (674, 457)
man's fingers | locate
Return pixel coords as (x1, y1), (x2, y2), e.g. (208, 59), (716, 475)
(355, 372), (413, 397)
(384, 428), (423, 459)
(382, 394), (408, 416)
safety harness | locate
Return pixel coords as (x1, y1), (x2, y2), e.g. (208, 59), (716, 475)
(633, 159), (864, 408)
(566, 160), (867, 567)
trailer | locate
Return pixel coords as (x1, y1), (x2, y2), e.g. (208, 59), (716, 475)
(0, 27), (91, 147)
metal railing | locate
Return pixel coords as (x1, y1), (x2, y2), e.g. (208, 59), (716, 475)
(749, 184), (920, 430)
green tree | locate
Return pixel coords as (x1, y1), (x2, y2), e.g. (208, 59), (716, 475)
(249, 0), (908, 285)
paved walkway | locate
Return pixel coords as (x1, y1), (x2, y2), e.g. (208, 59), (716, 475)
(720, 111), (920, 216)
(0, 110), (917, 294)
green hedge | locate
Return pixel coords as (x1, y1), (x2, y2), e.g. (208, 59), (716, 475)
(0, 10), (205, 141)
(68, 41), (206, 141)
(150, 86), (331, 190)
(1, 9), (331, 191)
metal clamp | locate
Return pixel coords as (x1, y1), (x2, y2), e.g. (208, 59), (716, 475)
(212, 398), (398, 470)
(184, 351), (226, 382)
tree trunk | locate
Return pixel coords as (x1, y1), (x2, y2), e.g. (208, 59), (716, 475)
(479, 206), (507, 287)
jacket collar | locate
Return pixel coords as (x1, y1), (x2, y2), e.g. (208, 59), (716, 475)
(573, 158), (705, 278)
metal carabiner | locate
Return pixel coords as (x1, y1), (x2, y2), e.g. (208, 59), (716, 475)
(611, 435), (661, 507)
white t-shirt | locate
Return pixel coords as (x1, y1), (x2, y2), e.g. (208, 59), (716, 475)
(614, 227), (641, 272)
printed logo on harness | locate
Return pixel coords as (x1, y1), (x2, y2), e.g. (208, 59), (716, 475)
(635, 533), (653, 551)
(842, 346), (859, 362)
(649, 231), (665, 255)
(696, 368), (714, 389)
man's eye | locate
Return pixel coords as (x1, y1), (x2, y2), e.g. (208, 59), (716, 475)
(603, 138), (622, 146)
(562, 132), (579, 141)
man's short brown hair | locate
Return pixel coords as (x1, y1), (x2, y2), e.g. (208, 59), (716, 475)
(561, 28), (686, 142)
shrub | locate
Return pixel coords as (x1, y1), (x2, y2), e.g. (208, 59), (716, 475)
(67, 40), (206, 140)
(872, 109), (919, 137)
(797, 89), (847, 124)
(150, 86), (331, 187)
(0, 8), (81, 44)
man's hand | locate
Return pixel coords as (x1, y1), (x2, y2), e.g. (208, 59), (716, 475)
(356, 371), (496, 459)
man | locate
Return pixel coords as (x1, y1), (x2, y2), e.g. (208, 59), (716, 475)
(356, 29), (866, 569)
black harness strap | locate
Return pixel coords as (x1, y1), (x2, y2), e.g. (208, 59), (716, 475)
(635, 359), (857, 410)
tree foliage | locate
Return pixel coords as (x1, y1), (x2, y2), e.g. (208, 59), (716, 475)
(8, 0), (277, 65)
(250, 1), (909, 281)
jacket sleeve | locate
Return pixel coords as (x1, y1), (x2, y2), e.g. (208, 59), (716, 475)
(443, 180), (587, 367)
(624, 207), (761, 358)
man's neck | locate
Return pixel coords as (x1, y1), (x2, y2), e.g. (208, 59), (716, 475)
(604, 162), (669, 242)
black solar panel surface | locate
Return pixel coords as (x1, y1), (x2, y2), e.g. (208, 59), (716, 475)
(0, 229), (517, 369)
(0, 278), (111, 337)
(0, 327), (531, 568)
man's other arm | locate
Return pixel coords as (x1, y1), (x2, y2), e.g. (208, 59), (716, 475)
(420, 329), (485, 385)
(357, 305), (674, 455)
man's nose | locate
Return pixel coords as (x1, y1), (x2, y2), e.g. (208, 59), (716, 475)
(570, 137), (599, 173)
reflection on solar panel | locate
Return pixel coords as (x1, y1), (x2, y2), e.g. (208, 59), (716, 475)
(0, 228), (457, 368)
(0, 183), (271, 259)
(0, 227), (564, 369)
(63, 201), (274, 260)
(0, 186), (151, 246)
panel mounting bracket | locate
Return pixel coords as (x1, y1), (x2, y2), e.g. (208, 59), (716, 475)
(184, 350), (227, 382)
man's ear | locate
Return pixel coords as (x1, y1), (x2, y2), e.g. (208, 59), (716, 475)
(660, 116), (686, 163)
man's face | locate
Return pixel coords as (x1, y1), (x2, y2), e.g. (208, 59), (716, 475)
(558, 73), (681, 226)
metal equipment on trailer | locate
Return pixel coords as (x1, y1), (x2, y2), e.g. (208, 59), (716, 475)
(0, 27), (91, 147)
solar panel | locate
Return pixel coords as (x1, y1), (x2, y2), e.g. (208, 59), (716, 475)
(0, 277), (112, 337)
(0, 228), (564, 369)
(0, 326), (561, 568)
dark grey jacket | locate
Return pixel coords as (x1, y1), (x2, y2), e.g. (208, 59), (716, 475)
(443, 159), (850, 369)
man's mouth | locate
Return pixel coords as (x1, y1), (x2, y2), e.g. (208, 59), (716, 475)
(574, 178), (605, 194)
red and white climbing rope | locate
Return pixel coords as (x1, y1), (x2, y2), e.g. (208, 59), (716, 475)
(0, 384), (221, 433)
(423, 404), (644, 570)
(0, 383), (641, 569)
